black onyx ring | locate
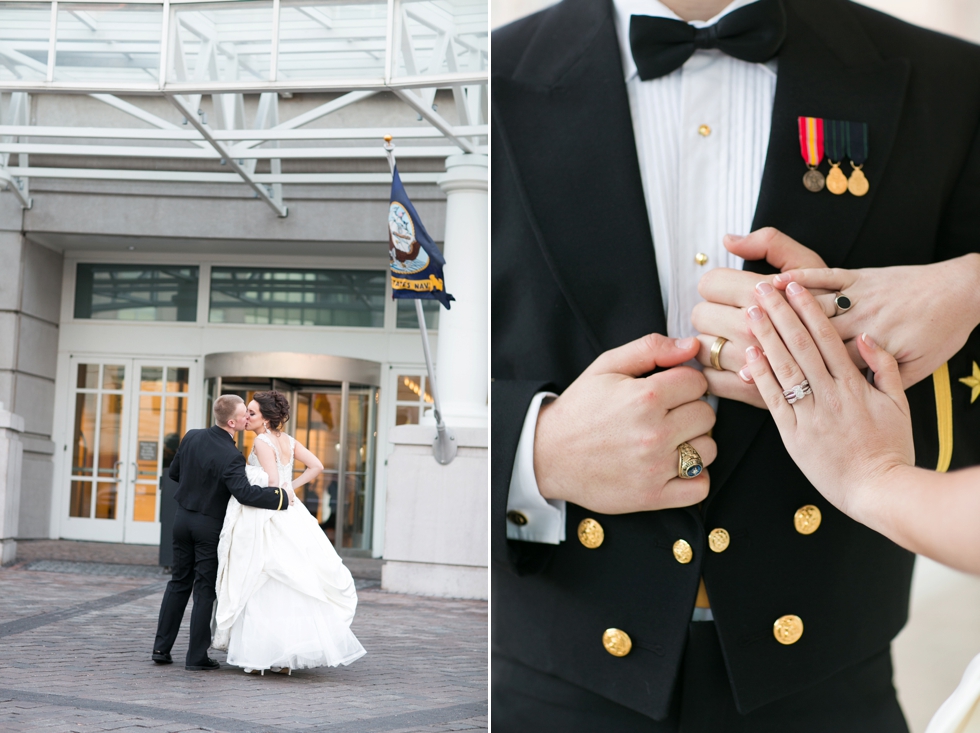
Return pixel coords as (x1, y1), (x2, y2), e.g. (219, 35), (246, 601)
(677, 442), (703, 479)
(783, 380), (813, 405)
(834, 293), (852, 316)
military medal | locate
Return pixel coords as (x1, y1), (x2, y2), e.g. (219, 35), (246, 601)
(845, 120), (870, 197)
(824, 119), (848, 195)
(797, 116), (825, 192)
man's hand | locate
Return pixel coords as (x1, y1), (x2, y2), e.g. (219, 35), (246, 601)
(693, 228), (830, 408)
(771, 253), (980, 389)
(533, 334), (717, 514)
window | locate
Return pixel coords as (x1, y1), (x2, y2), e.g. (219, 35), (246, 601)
(394, 373), (433, 425)
(74, 264), (199, 322)
(395, 298), (440, 330)
(209, 267), (386, 328)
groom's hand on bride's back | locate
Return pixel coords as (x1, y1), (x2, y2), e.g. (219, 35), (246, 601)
(533, 334), (717, 514)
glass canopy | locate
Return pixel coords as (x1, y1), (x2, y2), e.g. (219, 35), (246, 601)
(0, 0), (488, 215)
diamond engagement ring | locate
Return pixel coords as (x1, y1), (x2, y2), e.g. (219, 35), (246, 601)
(783, 380), (813, 405)
(677, 442), (703, 479)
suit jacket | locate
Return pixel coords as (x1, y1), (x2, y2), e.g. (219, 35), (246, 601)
(492, 0), (980, 719)
(169, 426), (287, 520)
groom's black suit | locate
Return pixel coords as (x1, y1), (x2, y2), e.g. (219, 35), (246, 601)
(492, 0), (980, 729)
(153, 425), (287, 667)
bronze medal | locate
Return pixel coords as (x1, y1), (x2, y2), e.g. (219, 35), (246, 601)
(802, 168), (825, 192)
(826, 162), (848, 195)
(848, 165), (869, 197)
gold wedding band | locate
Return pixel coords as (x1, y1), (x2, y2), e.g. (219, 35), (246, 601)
(710, 337), (728, 371)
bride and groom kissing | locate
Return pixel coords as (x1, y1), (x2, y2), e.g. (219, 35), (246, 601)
(150, 391), (365, 673)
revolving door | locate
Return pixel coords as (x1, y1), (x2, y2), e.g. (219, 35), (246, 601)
(204, 352), (380, 555)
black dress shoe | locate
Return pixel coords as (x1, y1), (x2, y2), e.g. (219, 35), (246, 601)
(185, 658), (220, 671)
(152, 651), (173, 664)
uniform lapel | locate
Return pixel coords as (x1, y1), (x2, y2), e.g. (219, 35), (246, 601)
(707, 0), (911, 498)
(495, 0), (667, 354)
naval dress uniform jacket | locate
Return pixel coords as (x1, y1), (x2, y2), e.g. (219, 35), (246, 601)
(492, 0), (980, 721)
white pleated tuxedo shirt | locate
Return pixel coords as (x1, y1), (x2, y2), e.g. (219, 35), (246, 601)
(506, 0), (778, 544)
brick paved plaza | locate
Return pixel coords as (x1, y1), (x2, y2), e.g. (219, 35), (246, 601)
(0, 543), (488, 733)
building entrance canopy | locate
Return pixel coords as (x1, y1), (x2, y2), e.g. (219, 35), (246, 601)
(0, 0), (487, 215)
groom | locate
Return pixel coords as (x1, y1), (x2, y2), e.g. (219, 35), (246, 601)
(493, 0), (980, 729)
(152, 394), (291, 671)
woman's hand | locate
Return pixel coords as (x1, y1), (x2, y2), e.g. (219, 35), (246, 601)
(772, 253), (980, 389)
(739, 280), (915, 520)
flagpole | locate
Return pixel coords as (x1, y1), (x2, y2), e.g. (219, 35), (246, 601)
(384, 135), (457, 465)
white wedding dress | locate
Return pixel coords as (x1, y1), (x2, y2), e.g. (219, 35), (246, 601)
(926, 654), (980, 733)
(212, 432), (366, 672)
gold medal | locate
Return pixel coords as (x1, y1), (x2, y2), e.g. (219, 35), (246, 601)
(848, 164), (869, 197)
(802, 168), (825, 192)
(826, 162), (848, 195)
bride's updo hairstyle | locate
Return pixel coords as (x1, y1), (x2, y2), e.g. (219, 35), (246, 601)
(252, 390), (290, 431)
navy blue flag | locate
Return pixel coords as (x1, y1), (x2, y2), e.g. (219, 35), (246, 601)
(388, 165), (454, 309)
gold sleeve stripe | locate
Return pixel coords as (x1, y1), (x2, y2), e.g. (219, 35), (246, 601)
(933, 363), (953, 473)
(276, 489), (283, 511)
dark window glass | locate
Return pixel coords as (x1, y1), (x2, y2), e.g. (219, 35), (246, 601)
(74, 264), (199, 322)
(395, 298), (440, 330)
(209, 267), (385, 328)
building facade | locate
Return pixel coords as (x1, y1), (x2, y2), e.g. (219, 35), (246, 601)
(0, 0), (488, 563)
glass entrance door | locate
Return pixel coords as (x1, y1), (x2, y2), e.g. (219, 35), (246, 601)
(63, 357), (194, 544)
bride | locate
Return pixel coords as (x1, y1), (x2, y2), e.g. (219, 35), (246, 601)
(212, 390), (366, 674)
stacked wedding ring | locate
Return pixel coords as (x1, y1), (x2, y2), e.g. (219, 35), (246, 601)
(677, 442), (704, 479)
(710, 336), (728, 371)
(783, 380), (812, 405)
(834, 293), (852, 316)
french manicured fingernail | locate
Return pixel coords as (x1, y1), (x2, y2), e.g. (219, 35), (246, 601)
(747, 305), (763, 321)
(862, 333), (876, 348)
(773, 273), (789, 286)
(738, 366), (754, 382)
(755, 282), (774, 295)
(745, 346), (761, 361)
(786, 281), (804, 296)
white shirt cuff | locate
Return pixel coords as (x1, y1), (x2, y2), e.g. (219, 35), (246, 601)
(506, 391), (566, 544)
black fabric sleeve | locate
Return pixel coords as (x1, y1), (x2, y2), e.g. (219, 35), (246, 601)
(491, 379), (562, 577)
(222, 451), (287, 511)
(168, 439), (183, 482)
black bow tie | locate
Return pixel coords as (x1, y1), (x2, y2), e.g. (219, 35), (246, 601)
(629, 0), (786, 81)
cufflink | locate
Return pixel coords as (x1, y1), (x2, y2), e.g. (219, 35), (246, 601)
(506, 510), (528, 526)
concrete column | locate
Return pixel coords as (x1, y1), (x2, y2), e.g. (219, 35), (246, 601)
(434, 154), (488, 428)
(0, 402), (24, 565)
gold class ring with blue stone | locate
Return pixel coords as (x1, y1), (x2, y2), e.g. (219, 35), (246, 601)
(677, 442), (703, 479)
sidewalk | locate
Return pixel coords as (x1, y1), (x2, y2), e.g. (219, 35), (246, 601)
(0, 544), (487, 733)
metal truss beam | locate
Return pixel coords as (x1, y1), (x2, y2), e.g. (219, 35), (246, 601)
(167, 94), (287, 217)
(393, 88), (475, 154)
(0, 168), (31, 208)
(0, 142), (470, 159)
(4, 166), (441, 185)
(0, 124), (488, 141)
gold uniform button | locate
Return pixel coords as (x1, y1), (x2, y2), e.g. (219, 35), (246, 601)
(698, 124), (711, 137)
(506, 510), (529, 526)
(708, 528), (730, 553)
(695, 252), (709, 266)
(794, 505), (822, 535)
(603, 628), (632, 657)
(672, 539), (693, 564)
(577, 518), (604, 549)
(773, 615), (804, 645)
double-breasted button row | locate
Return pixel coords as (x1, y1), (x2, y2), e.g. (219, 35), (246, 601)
(602, 615), (803, 658)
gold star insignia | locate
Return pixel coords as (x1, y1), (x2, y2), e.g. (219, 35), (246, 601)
(959, 361), (980, 404)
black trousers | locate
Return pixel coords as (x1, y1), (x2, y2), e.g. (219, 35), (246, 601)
(493, 622), (909, 733)
(152, 506), (222, 666)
